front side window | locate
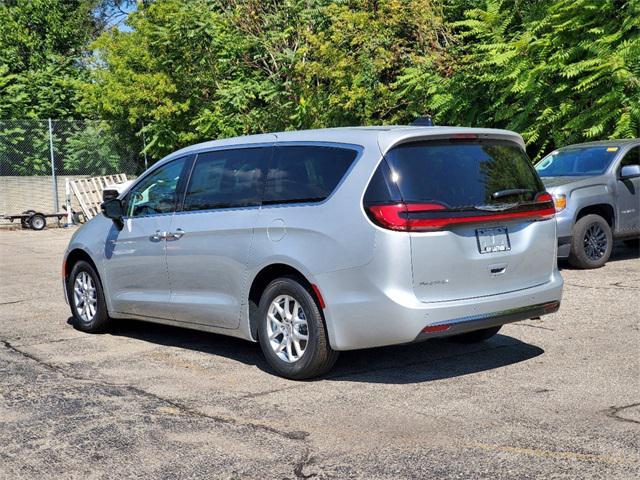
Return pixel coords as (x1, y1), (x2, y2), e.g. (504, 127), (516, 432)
(263, 145), (357, 204)
(619, 146), (640, 170)
(535, 146), (619, 177)
(183, 148), (266, 211)
(125, 157), (187, 217)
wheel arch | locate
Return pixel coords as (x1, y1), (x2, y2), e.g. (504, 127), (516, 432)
(575, 203), (615, 229)
(64, 248), (100, 280)
(63, 248), (107, 308)
(247, 263), (326, 342)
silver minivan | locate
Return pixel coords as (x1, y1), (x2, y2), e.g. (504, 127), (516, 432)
(63, 126), (563, 379)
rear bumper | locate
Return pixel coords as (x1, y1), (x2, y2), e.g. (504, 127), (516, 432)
(317, 270), (563, 351)
(414, 300), (560, 342)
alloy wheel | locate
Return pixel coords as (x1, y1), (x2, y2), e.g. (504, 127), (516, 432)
(266, 294), (309, 363)
(73, 271), (97, 323)
(583, 223), (608, 261)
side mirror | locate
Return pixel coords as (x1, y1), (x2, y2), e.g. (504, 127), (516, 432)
(103, 188), (120, 202)
(620, 164), (640, 179)
(101, 199), (124, 229)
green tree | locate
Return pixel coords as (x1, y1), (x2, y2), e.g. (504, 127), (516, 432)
(81, 0), (448, 160)
(404, 0), (640, 158)
(0, 0), (100, 119)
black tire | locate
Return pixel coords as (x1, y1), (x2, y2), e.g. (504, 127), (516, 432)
(29, 213), (46, 231)
(568, 214), (613, 269)
(623, 238), (639, 250)
(449, 325), (502, 343)
(257, 277), (338, 380)
(21, 210), (36, 229)
(67, 260), (111, 333)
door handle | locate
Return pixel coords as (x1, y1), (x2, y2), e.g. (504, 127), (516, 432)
(169, 228), (185, 240)
(150, 230), (167, 241)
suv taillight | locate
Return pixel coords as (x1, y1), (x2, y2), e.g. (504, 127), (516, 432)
(366, 193), (555, 232)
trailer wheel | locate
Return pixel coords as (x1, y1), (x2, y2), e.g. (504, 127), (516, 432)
(21, 210), (36, 229)
(29, 213), (46, 231)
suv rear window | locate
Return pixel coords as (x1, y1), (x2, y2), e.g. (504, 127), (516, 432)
(382, 140), (544, 208)
(263, 145), (357, 205)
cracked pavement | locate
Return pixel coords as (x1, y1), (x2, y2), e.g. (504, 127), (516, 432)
(0, 228), (639, 479)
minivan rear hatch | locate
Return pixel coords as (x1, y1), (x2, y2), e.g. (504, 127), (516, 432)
(365, 137), (556, 303)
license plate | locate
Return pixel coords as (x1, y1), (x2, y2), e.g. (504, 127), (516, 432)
(476, 227), (511, 254)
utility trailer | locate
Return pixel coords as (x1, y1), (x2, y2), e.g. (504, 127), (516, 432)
(1, 210), (68, 230)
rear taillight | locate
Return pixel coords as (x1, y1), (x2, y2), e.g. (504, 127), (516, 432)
(366, 203), (445, 231)
(366, 194), (555, 232)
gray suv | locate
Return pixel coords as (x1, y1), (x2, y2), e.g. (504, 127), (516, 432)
(535, 139), (640, 268)
(63, 127), (563, 379)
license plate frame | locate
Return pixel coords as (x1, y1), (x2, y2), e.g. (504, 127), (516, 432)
(476, 227), (511, 254)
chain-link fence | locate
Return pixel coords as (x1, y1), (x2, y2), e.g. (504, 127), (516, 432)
(0, 119), (146, 225)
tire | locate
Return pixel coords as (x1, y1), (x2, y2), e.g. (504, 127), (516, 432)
(29, 213), (46, 231)
(21, 210), (36, 229)
(67, 260), (111, 333)
(623, 238), (639, 250)
(449, 325), (502, 343)
(568, 214), (613, 269)
(257, 277), (338, 380)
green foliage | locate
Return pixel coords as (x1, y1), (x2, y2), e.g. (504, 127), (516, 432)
(408, 0), (640, 158)
(2, 0), (638, 165)
(0, 121), (51, 175)
(0, 0), (99, 119)
(64, 122), (123, 175)
(81, 0), (449, 159)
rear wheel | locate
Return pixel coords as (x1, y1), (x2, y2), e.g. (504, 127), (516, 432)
(29, 213), (46, 231)
(68, 260), (111, 332)
(569, 214), (612, 269)
(257, 277), (338, 379)
(449, 326), (502, 343)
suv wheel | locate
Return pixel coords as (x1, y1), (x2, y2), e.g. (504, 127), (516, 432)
(569, 214), (612, 269)
(68, 260), (111, 332)
(257, 277), (338, 379)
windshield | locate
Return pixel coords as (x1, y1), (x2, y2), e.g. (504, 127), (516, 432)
(384, 140), (544, 209)
(535, 146), (619, 177)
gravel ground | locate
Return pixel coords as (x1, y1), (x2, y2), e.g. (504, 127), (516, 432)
(0, 228), (638, 479)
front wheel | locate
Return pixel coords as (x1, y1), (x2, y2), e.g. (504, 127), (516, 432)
(68, 260), (111, 332)
(568, 214), (612, 269)
(257, 277), (338, 379)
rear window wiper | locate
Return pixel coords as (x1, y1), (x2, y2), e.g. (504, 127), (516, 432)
(474, 203), (518, 212)
(491, 188), (534, 199)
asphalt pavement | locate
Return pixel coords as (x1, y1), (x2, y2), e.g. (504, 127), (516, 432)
(0, 228), (638, 479)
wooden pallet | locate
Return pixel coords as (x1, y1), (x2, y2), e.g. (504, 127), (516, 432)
(67, 174), (128, 221)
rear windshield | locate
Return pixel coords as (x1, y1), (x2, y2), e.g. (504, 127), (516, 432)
(384, 140), (544, 208)
(535, 146), (618, 177)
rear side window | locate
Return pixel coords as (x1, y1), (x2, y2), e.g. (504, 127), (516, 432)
(384, 140), (544, 208)
(263, 145), (357, 204)
(183, 148), (267, 211)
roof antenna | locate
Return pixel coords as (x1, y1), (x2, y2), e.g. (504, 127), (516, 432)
(411, 115), (434, 127)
